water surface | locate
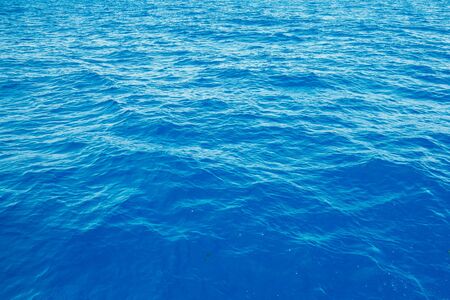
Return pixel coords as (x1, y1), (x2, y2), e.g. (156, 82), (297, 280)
(1, 0), (449, 299)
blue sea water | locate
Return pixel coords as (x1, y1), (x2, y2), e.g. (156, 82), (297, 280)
(1, 0), (450, 299)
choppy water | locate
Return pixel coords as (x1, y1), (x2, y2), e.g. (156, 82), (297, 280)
(1, 0), (449, 299)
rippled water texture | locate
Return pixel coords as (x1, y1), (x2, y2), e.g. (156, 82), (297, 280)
(1, 0), (449, 299)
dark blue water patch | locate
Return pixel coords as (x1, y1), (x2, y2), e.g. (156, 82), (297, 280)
(268, 73), (330, 89)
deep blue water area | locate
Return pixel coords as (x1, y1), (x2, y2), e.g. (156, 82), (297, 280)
(1, 0), (449, 299)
